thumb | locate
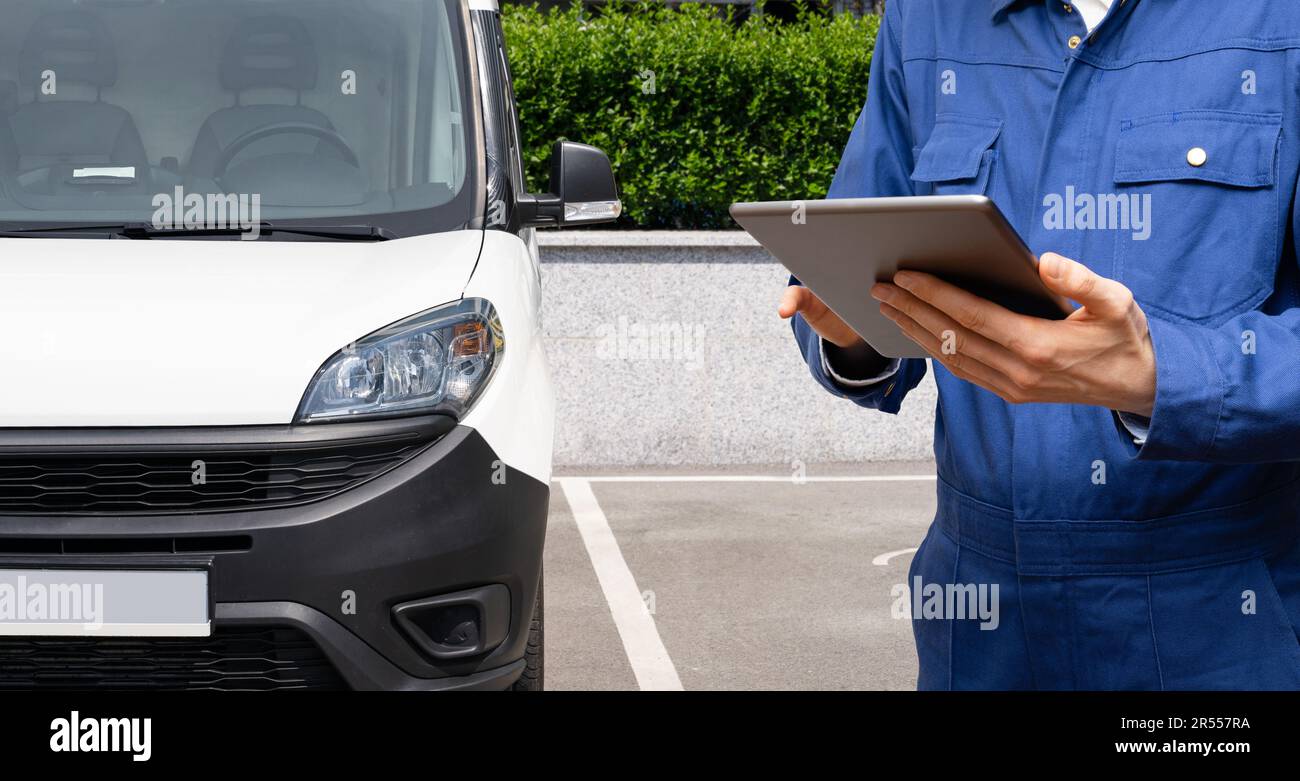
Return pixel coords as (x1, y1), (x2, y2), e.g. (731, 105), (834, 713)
(1038, 252), (1130, 318)
(778, 285), (818, 320)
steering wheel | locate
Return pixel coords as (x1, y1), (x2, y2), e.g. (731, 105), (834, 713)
(213, 122), (361, 183)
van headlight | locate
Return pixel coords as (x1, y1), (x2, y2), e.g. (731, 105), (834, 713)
(296, 298), (502, 423)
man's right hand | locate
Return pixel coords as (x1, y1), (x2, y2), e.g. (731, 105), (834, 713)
(778, 285), (864, 348)
(779, 285), (895, 380)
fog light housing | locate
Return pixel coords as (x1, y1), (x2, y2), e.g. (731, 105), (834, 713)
(392, 585), (510, 661)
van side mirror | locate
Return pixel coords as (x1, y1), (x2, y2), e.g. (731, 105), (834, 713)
(518, 141), (622, 228)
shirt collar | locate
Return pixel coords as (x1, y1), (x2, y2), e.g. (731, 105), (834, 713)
(989, 0), (1023, 19)
(992, 0), (1128, 21)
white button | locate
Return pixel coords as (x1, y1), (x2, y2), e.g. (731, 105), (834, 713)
(1187, 147), (1208, 167)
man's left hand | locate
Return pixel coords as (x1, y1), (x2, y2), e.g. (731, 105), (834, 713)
(872, 252), (1157, 417)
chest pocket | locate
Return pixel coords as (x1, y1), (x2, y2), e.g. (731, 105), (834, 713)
(1112, 110), (1282, 323)
(911, 114), (1002, 196)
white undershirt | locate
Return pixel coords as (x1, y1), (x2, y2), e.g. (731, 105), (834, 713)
(1074, 0), (1113, 33)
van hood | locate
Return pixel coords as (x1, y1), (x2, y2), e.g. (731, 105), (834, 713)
(0, 230), (483, 427)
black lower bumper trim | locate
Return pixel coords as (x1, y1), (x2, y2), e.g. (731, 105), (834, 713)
(218, 601), (525, 691)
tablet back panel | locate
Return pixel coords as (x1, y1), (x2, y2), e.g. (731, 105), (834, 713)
(730, 195), (1070, 359)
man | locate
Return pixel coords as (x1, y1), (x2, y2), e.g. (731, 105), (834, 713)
(781, 0), (1300, 689)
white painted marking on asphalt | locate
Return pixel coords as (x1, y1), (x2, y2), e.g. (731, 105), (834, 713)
(872, 547), (919, 567)
(561, 475), (936, 483)
(558, 478), (684, 692)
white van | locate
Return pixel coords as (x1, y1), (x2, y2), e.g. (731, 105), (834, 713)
(0, 0), (618, 690)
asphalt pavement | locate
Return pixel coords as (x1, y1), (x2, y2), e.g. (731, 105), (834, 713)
(543, 462), (936, 690)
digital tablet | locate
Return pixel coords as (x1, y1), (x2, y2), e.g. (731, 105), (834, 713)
(730, 195), (1074, 359)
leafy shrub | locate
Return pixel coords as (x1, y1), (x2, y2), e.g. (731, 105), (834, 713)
(503, 2), (878, 229)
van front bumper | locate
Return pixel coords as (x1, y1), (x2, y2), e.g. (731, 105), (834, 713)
(0, 418), (549, 690)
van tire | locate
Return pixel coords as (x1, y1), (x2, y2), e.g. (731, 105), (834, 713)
(510, 575), (543, 691)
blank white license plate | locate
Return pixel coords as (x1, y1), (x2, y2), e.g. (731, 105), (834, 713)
(0, 568), (209, 637)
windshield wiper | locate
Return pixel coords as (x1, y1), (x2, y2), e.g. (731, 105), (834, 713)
(256, 224), (399, 241)
(0, 224), (128, 239)
(0, 222), (398, 241)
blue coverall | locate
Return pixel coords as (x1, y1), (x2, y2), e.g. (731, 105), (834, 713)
(792, 0), (1300, 689)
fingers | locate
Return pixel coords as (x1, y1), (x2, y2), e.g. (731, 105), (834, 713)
(872, 283), (1038, 383)
(889, 271), (1045, 352)
(879, 303), (1024, 401)
(1038, 252), (1133, 319)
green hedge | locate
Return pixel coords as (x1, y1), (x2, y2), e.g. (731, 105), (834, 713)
(503, 2), (878, 229)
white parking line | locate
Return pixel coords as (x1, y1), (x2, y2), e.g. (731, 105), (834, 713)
(872, 547), (919, 566)
(563, 475), (936, 483)
(558, 477), (684, 692)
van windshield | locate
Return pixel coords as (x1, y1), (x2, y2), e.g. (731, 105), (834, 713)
(0, 0), (474, 239)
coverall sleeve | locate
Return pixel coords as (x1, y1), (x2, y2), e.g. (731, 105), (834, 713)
(1133, 216), (1300, 463)
(789, 1), (927, 414)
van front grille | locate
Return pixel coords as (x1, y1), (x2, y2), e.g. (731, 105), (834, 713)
(0, 628), (346, 690)
(0, 420), (448, 515)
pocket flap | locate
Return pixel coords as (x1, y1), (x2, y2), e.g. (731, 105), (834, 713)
(1114, 110), (1281, 188)
(910, 114), (1003, 183)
